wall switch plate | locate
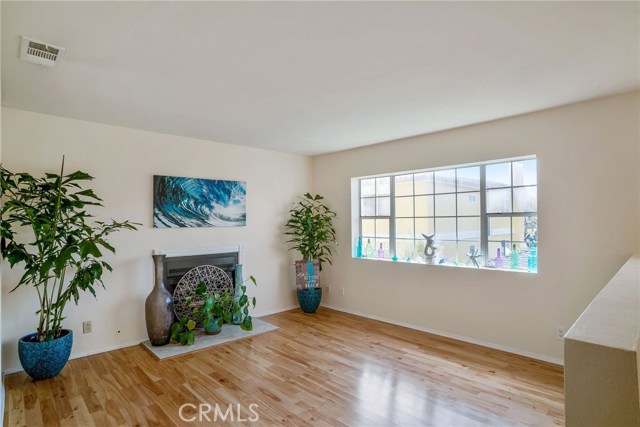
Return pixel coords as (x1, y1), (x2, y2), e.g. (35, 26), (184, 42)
(83, 321), (92, 334)
(327, 286), (331, 294)
(556, 325), (566, 340)
(341, 288), (345, 296)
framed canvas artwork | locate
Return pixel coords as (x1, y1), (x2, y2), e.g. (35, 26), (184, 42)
(153, 175), (246, 228)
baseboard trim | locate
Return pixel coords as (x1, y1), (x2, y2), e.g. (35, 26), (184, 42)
(254, 304), (298, 318)
(2, 304), (300, 375)
(321, 304), (564, 366)
(2, 339), (143, 375)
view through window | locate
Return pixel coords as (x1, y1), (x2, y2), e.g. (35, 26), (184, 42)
(355, 157), (537, 271)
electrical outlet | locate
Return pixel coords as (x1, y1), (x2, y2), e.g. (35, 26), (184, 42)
(327, 286), (331, 294)
(556, 325), (566, 340)
(341, 287), (345, 296)
(83, 320), (92, 334)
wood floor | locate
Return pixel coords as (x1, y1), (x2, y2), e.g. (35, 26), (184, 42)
(3, 308), (564, 426)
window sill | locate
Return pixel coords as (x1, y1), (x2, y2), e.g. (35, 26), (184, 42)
(352, 256), (537, 274)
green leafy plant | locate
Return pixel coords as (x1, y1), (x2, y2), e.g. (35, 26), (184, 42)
(0, 158), (138, 342)
(194, 276), (257, 332)
(284, 193), (336, 270)
(193, 282), (229, 331)
(231, 275), (257, 331)
(170, 316), (196, 345)
(171, 275), (258, 345)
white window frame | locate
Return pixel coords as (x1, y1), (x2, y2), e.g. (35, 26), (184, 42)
(352, 156), (537, 271)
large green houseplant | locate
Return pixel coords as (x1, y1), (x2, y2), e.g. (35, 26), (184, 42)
(0, 158), (138, 380)
(284, 193), (336, 313)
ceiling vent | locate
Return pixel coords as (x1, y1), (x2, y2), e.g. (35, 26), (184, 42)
(20, 36), (66, 67)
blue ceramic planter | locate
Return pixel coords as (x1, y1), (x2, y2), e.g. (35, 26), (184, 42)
(18, 329), (73, 380)
(204, 318), (223, 335)
(297, 288), (322, 313)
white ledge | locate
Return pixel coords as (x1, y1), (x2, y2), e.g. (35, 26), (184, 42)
(152, 245), (244, 263)
(352, 255), (535, 274)
(565, 254), (639, 352)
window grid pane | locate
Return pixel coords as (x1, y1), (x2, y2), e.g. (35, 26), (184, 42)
(414, 172), (433, 195)
(376, 177), (390, 196)
(395, 196), (414, 217)
(395, 174), (413, 197)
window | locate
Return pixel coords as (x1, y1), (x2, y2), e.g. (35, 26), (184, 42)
(360, 177), (391, 258)
(354, 157), (538, 271)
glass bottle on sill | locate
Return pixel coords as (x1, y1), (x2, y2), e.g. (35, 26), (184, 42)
(495, 248), (503, 269)
(365, 239), (374, 258)
(356, 237), (363, 258)
(377, 243), (384, 258)
(510, 244), (519, 270)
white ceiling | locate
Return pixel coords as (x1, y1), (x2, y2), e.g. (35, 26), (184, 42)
(2, 2), (638, 156)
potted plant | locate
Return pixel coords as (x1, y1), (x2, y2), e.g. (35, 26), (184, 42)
(171, 275), (257, 345)
(0, 158), (138, 380)
(194, 285), (231, 335)
(284, 193), (336, 313)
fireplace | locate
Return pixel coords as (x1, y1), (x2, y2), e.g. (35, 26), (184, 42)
(153, 246), (243, 295)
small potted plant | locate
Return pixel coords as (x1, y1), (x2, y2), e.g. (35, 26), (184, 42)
(194, 285), (231, 335)
(1, 159), (138, 380)
(284, 193), (336, 313)
(171, 275), (257, 345)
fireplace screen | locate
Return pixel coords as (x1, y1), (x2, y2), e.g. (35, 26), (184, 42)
(172, 265), (234, 323)
(163, 252), (239, 296)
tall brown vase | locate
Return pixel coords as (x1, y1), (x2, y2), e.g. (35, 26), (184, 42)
(145, 254), (173, 346)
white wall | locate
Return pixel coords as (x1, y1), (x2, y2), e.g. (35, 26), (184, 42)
(1, 107), (312, 372)
(313, 91), (640, 362)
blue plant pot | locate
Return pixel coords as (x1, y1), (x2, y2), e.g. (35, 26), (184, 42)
(204, 318), (223, 335)
(297, 287), (322, 313)
(18, 329), (73, 380)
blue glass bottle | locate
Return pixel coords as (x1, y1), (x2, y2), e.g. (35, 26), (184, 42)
(356, 237), (363, 258)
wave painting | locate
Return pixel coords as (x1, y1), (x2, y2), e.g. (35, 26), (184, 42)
(153, 175), (246, 228)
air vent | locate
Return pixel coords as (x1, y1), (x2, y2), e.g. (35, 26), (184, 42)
(20, 36), (66, 67)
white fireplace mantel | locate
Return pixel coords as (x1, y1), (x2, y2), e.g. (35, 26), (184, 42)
(152, 245), (244, 263)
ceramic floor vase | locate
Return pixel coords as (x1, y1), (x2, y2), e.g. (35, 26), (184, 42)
(232, 263), (244, 325)
(297, 287), (322, 313)
(145, 254), (174, 346)
(18, 329), (73, 380)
